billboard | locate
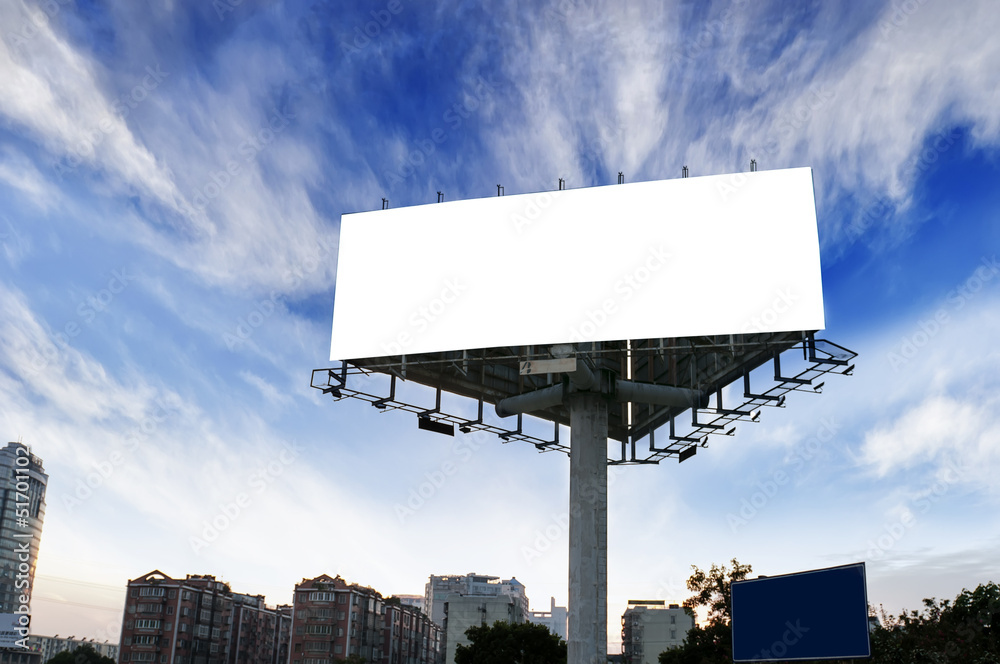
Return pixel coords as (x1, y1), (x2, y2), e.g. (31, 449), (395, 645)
(731, 562), (870, 662)
(330, 167), (824, 360)
(0, 612), (28, 648)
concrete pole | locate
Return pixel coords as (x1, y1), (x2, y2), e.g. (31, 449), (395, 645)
(568, 392), (608, 664)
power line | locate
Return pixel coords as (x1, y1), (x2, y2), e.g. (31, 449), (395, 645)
(31, 594), (122, 613)
(35, 574), (126, 593)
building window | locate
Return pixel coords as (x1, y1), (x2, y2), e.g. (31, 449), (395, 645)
(140, 587), (166, 597)
(305, 625), (332, 635)
(135, 619), (162, 630)
(671, 629), (677, 639)
(337, 595), (347, 604)
(309, 591), (335, 602)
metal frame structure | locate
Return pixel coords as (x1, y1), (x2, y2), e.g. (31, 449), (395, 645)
(311, 332), (855, 464)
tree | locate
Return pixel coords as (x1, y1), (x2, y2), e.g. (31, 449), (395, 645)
(454, 620), (566, 664)
(45, 645), (116, 664)
(658, 559), (752, 664)
(333, 656), (366, 664)
(682, 558), (753, 627)
(868, 581), (1000, 663)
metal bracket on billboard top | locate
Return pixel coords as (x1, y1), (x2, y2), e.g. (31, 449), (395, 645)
(310, 333), (857, 465)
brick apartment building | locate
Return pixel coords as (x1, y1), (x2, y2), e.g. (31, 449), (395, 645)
(290, 574), (441, 664)
(119, 571), (290, 664)
(382, 598), (441, 664)
(229, 594), (292, 664)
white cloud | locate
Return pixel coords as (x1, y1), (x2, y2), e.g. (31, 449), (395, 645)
(0, 1), (184, 214)
(239, 370), (293, 406)
(860, 395), (999, 477)
(0, 146), (58, 210)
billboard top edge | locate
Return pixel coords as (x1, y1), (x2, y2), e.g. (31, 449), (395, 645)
(732, 561), (866, 588)
(339, 166), (814, 219)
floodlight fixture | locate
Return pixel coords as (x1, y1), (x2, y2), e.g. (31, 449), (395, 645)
(678, 445), (697, 463)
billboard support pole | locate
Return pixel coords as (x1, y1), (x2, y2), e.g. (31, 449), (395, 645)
(568, 391), (608, 664)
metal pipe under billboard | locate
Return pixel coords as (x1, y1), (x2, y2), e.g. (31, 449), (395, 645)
(330, 167), (824, 361)
(731, 562), (871, 662)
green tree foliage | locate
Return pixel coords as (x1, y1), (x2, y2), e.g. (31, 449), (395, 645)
(332, 656), (366, 664)
(45, 645), (116, 664)
(658, 559), (1000, 664)
(682, 558), (753, 627)
(658, 558), (751, 664)
(454, 620), (567, 664)
(869, 581), (1000, 663)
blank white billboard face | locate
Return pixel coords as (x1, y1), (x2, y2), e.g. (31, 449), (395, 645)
(330, 167), (824, 360)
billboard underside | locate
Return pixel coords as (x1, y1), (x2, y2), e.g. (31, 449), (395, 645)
(330, 167), (824, 361)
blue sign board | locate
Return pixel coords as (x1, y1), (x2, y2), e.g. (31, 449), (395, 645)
(731, 562), (870, 661)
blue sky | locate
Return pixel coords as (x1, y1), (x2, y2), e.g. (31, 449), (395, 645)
(1, 0), (999, 652)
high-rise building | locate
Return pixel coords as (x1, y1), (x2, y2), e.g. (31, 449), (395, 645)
(527, 596), (568, 641)
(424, 574), (528, 664)
(441, 594), (523, 664)
(621, 601), (694, 664)
(423, 574), (527, 628)
(0, 442), (47, 616)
